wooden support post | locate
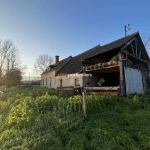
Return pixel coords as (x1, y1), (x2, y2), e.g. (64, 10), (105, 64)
(118, 52), (126, 96)
(131, 43), (135, 56)
(119, 60), (126, 96)
(82, 87), (86, 118)
(139, 50), (141, 58)
(135, 39), (138, 57)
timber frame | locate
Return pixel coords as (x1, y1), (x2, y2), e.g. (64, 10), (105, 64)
(121, 37), (148, 63)
(41, 32), (150, 96)
(81, 33), (149, 96)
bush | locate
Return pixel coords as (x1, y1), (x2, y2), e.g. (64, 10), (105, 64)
(1, 90), (150, 149)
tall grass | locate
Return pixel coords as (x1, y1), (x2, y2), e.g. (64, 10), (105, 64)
(0, 88), (150, 149)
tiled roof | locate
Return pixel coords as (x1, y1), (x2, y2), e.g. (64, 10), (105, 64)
(41, 56), (71, 75)
(86, 32), (139, 59)
(58, 32), (139, 74)
(50, 59), (66, 67)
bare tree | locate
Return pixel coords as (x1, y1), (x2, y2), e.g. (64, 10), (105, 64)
(141, 34), (150, 52)
(34, 54), (54, 75)
(0, 39), (26, 86)
(0, 39), (8, 78)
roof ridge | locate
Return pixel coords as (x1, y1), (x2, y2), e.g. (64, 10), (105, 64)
(50, 55), (72, 66)
(56, 32), (141, 74)
(101, 31), (139, 47)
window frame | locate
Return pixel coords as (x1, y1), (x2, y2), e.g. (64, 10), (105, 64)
(75, 78), (80, 86)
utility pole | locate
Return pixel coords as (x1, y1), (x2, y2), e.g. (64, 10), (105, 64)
(29, 72), (30, 84)
(124, 24), (130, 59)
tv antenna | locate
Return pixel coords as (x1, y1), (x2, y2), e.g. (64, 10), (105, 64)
(125, 24), (130, 59)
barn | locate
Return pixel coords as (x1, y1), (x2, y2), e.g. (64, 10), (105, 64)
(41, 32), (150, 96)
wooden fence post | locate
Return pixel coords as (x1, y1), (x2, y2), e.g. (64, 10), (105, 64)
(82, 87), (86, 118)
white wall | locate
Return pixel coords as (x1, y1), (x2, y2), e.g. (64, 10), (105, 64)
(56, 74), (83, 87)
(41, 70), (56, 88)
(83, 74), (100, 87)
(41, 72), (102, 89)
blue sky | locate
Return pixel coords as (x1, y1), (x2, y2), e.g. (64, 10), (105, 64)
(1, 0), (150, 78)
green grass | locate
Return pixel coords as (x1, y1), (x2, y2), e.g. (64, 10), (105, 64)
(0, 88), (150, 149)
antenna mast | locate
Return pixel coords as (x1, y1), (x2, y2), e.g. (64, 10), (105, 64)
(125, 24), (130, 59)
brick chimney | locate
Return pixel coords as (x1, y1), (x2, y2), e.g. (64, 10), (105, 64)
(55, 55), (59, 63)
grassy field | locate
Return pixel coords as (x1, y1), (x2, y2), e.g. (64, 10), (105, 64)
(0, 87), (150, 150)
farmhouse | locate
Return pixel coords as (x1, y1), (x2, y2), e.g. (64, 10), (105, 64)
(41, 32), (150, 96)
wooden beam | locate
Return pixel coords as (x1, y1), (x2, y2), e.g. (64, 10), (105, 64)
(86, 67), (119, 73)
(131, 43), (135, 55)
(131, 44), (142, 53)
(135, 39), (138, 57)
(82, 88), (86, 118)
(119, 61), (126, 96)
(89, 91), (120, 96)
(131, 42), (142, 58)
(85, 64), (119, 71)
(121, 38), (136, 50)
(85, 86), (120, 91)
(139, 49), (141, 58)
(122, 51), (148, 63)
(136, 37), (148, 59)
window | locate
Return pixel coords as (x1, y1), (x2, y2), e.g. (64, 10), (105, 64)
(50, 77), (52, 86)
(75, 79), (80, 86)
(59, 79), (62, 87)
(46, 78), (47, 85)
